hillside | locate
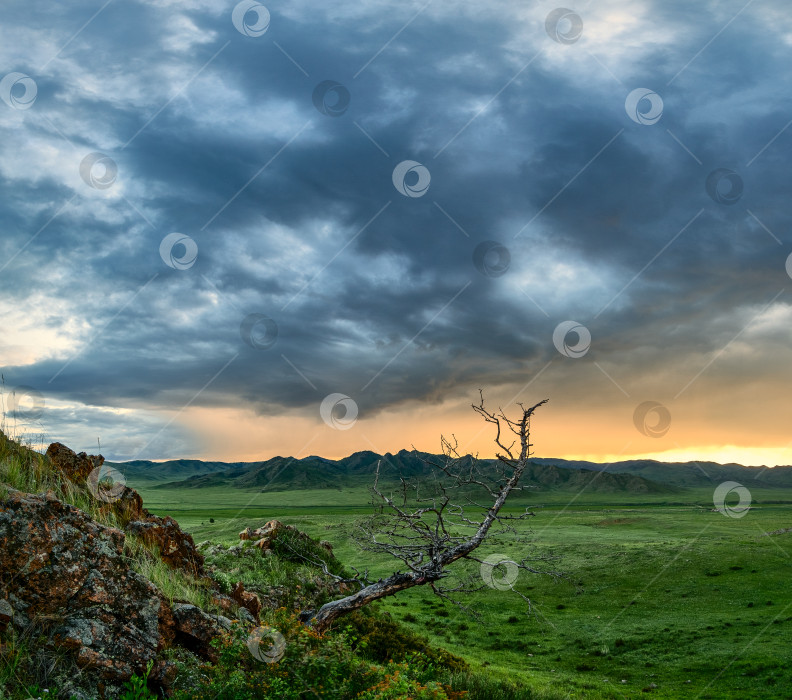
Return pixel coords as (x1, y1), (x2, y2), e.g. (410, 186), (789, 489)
(534, 457), (792, 489)
(106, 458), (245, 483)
(0, 432), (497, 700)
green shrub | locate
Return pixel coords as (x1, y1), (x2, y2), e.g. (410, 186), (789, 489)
(120, 661), (157, 700)
(166, 609), (461, 700)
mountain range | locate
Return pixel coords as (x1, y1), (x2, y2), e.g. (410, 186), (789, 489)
(108, 450), (792, 495)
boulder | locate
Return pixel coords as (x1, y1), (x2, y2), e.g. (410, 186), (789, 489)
(0, 489), (169, 682)
(126, 514), (204, 578)
(45, 442), (103, 484)
(171, 603), (232, 662)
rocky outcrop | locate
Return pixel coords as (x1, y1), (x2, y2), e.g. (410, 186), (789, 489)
(240, 519), (295, 550)
(240, 519), (334, 559)
(46, 442), (103, 484)
(0, 489), (165, 681)
(45, 441), (205, 578)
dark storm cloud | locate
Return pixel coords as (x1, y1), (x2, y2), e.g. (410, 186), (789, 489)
(2, 0), (792, 455)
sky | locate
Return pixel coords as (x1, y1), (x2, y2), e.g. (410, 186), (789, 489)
(1, 0), (791, 466)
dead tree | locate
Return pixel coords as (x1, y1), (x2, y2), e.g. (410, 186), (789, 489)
(298, 393), (555, 634)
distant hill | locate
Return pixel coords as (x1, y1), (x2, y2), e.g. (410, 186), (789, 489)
(112, 450), (792, 495)
(106, 459), (246, 483)
(113, 449), (685, 495)
(532, 458), (792, 489)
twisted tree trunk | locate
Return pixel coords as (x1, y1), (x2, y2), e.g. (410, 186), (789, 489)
(299, 395), (548, 634)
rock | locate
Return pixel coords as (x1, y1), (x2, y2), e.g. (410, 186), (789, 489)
(211, 592), (236, 616)
(45, 442), (103, 485)
(150, 659), (177, 689)
(253, 537), (273, 551)
(0, 490), (168, 682)
(107, 485), (146, 523)
(243, 519), (286, 550)
(126, 514), (204, 578)
(231, 581), (261, 620)
(0, 598), (13, 628)
(171, 603), (233, 662)
(237, 607), (256, 624)
(319, 540), (334, 554)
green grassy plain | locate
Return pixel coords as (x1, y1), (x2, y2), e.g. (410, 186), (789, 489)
(133, 479), (792, 699)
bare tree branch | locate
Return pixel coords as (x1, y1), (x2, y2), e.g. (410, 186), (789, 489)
(300, 394), (558, 633)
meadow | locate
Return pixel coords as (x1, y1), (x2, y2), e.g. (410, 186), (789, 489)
(133, 480), (792, 699)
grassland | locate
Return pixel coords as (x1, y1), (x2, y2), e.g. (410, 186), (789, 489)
(132, 479), (792, 699)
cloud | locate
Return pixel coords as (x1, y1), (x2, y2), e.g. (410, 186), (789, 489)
(0, 0), (790, 460)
